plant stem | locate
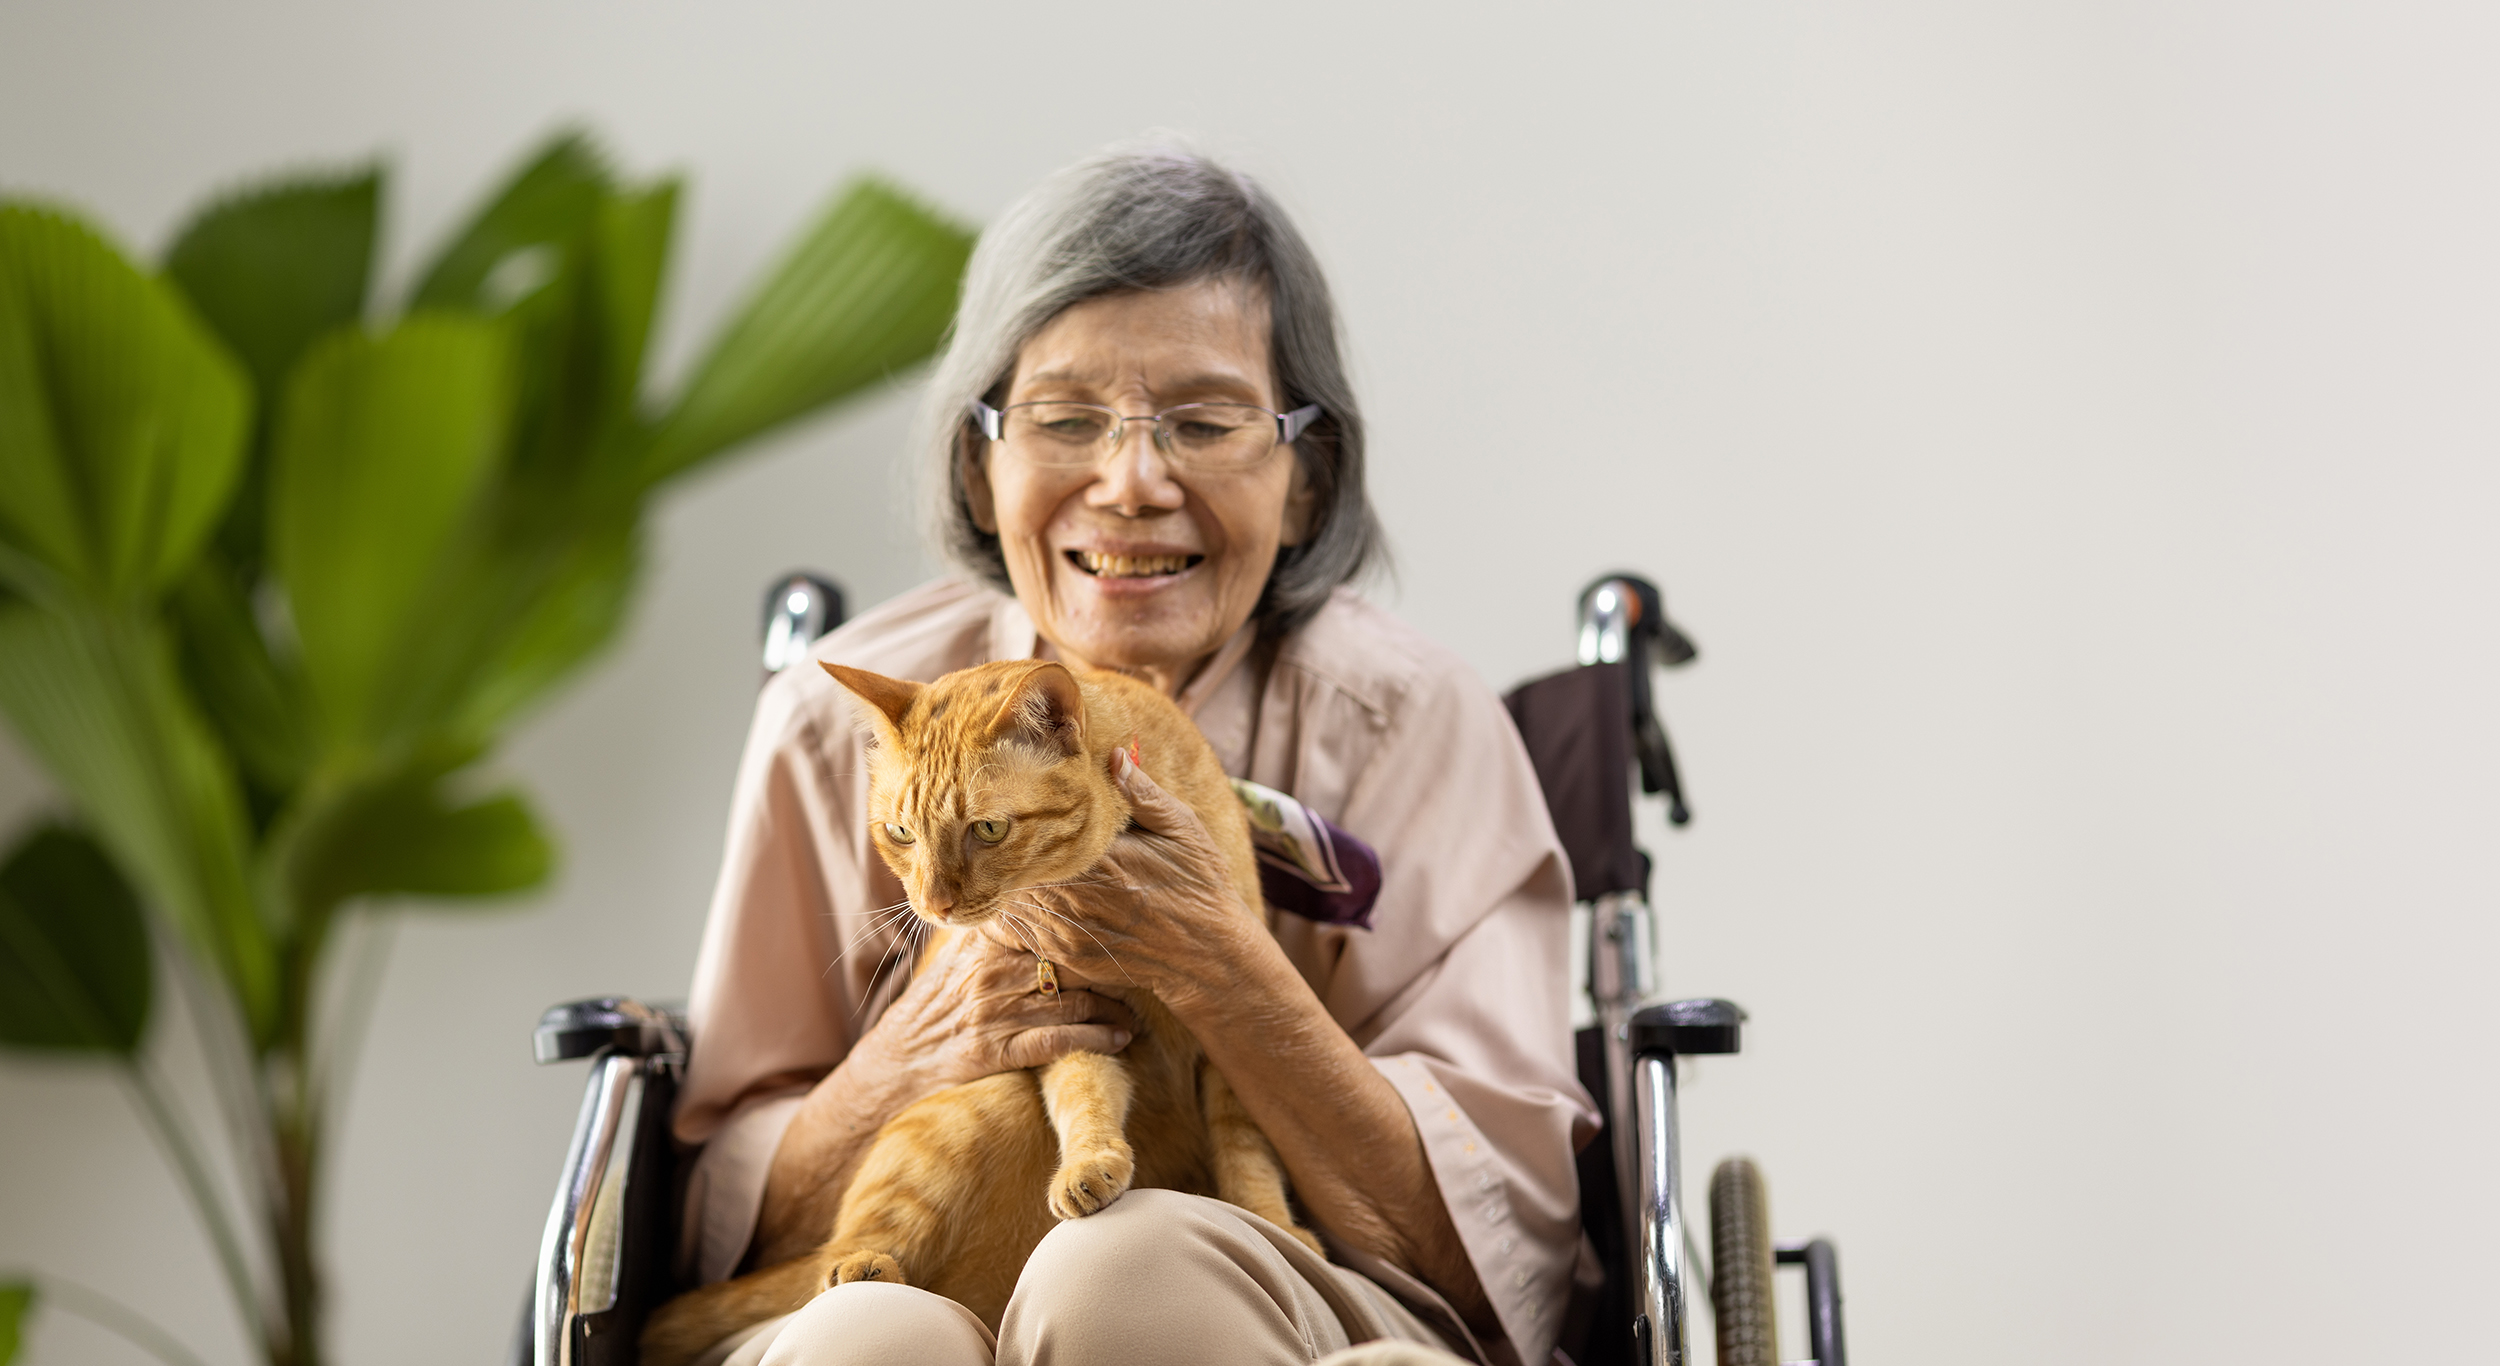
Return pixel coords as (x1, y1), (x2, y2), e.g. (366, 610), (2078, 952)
(116, 1060), (271, 1359)
(172, 948), (280, 1203)
(263, 1034), (322, 1366)
(38, 1277), (219, 1366)
(306, 911), (394, 1127)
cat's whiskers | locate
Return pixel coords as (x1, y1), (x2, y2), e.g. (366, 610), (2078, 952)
(822, 902), (923, 980)
(847, 903), (931, 1009)
(1007, 896), (1139, 986)
(854, 924), (922, 1022)
(1015, 875), (1119, 893)
(991, 908), (1047, 960)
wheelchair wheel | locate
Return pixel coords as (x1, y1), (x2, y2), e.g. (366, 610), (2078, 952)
(1710, 1157), (1779, 1366)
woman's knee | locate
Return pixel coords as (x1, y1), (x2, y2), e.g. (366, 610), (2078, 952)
(1016, 1189), (1236, 1292)
(1001, 1190), (1343, 1364)
(754, 1281), (994, 1366)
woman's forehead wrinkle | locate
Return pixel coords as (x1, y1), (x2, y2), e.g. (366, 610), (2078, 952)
(1156, 369), (1266, 399)
(1021, 364), (1096, 386)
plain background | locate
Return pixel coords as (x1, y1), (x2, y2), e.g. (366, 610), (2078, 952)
(2, 2), (2494, 1362)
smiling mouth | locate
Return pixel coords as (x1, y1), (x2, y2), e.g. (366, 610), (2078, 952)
(1067, 550), (1204, 579)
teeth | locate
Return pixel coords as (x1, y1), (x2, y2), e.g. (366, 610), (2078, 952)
(1077, 551), (1193, 578)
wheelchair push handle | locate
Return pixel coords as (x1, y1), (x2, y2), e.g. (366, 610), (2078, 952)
(761, 572), (846, 677)
(1576, 574), (1697, 826)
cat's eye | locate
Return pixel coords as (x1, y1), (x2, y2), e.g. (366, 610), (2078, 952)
(971, 819), (1010, 844)
(881, 823), (916, 845)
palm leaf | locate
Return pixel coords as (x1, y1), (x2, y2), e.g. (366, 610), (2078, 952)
(289, 762), (552, 916)
(0, 246), (83, 588)
(0, 205), (250, 601)
(0, 1281), (29, 1366)
(0, 821), (152, 1054)
(441, 514), (641, 742)
(408, 134), (678, 501)
(408, 131), (609, 312)
(643, 177), (972, 482)
(167, 556), (310, 796)
(592, 180), (679, 422)
(0, 605), (271, 1038)
(164, 167), (379, 405)
(267, 315), (513, 753)
(164, 168), (381, 576)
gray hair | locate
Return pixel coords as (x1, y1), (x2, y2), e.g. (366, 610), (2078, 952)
(917, 141), (1384, 638)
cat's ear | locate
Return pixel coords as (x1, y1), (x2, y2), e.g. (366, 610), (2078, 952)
(990, 662), (1086, 757)
(822, 663), (922, 733)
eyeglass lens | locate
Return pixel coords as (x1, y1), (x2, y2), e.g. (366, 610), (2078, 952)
(999, 403), (1280, 468)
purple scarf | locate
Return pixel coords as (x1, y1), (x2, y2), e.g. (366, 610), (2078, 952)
(1229, 779), (1381, 930)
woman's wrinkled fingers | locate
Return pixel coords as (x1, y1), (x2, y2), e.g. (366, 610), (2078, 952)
(1111, 759), (1213, 849)
(1002, 1023), (1134, 1070)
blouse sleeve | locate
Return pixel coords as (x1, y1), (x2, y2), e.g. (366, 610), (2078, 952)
(1270, 625), (1601, 1366)
(671, 663), (905, 1279)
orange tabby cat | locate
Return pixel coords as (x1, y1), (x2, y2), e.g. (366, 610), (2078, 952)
(641, 660), (1316, 1366)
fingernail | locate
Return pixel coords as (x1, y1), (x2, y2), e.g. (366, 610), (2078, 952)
(1111, 1031), (1132, 1049)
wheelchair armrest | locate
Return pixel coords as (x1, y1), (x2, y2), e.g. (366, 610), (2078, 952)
(535, 997), (689, 1065)
(1630, 997), (1744, 1058)
(528, 1004), (686, 1366)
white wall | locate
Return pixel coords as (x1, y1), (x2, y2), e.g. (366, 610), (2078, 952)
(3, 2), (2494, 1363)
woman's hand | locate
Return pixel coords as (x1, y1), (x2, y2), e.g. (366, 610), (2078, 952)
(757, 929), (1133, 1264)
(847, 928), (1138, 1098)
(1005, 750), (1262, 1011)
(1013, 753), (1501, 1337)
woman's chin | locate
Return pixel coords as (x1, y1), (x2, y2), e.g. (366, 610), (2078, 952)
(1060, 618), (1228, 678)
(1045, 572), (1224, 661)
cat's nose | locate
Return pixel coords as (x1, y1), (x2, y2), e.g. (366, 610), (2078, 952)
(918, 894), (955, 922)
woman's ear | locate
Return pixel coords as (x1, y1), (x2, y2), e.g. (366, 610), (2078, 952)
(960, 426), (1000, 534)
(1278, 449), (1318, 548)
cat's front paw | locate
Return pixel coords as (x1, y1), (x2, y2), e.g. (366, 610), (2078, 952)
(1049, 1145), (1136, 1220)
(823, 1249), (906, 1289)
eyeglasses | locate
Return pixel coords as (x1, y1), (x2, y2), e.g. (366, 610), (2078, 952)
(971, 398), (1322, 471)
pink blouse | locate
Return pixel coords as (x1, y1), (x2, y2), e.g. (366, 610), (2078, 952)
(675, 577), (1599, 1365)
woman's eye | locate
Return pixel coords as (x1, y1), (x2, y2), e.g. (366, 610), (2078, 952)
(971, 819), (1010, 843)
(882, 823), (916, 845)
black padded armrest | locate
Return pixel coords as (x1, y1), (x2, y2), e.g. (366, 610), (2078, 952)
(534, 997), (689, 1065)
(1630, 997), (1744, 1058)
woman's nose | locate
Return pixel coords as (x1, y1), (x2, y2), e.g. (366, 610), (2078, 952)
(1086, 420), (1186, 515)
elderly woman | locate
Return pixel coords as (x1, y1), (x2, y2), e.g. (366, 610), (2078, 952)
(674, 146), (1594, 1366)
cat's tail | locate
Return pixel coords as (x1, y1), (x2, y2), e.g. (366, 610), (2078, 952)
(640, 1252), (827, 1366)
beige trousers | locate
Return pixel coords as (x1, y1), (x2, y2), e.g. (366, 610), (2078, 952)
(698, 1190), (1471, 1366)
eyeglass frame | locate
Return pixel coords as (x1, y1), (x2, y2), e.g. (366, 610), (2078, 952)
(969, 397), (1323, 465)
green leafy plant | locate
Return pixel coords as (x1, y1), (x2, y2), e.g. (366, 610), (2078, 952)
(0, 131), (972, 1366)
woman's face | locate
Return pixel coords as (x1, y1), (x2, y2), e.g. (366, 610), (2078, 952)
(964, 279), (1314, 694)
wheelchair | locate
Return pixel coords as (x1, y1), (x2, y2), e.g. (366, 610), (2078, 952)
(520, 573), (1848, 1366)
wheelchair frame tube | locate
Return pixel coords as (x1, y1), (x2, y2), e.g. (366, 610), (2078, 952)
(1631, 1051), (1689, 1366)
(1776, 1239), (1848, 1366)
(1589, 891), (1657, 1269)
(537, 1052), (643, 1366)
